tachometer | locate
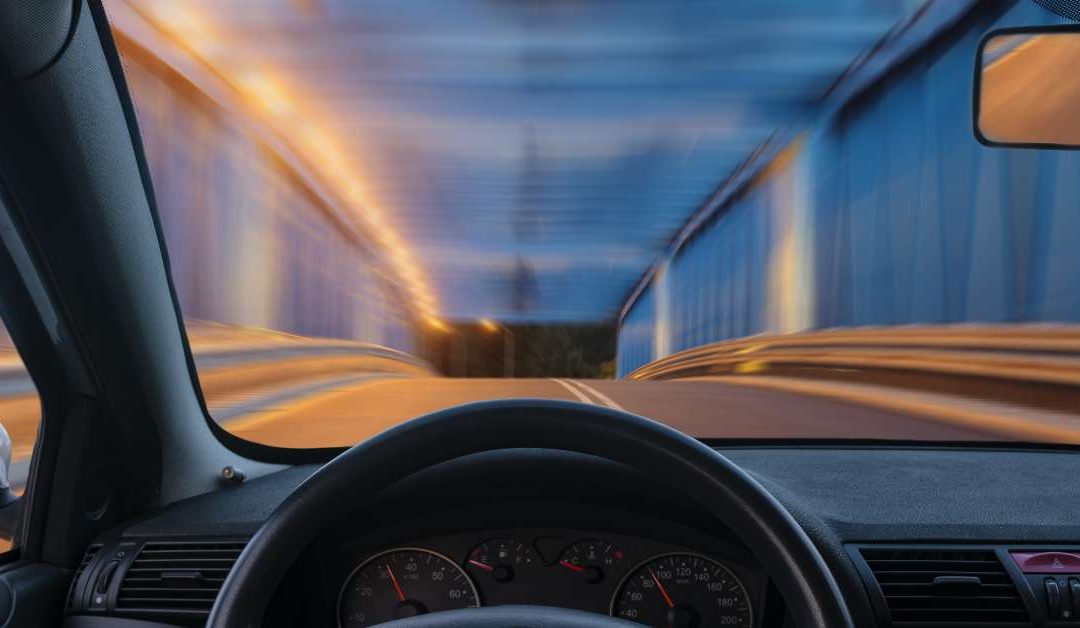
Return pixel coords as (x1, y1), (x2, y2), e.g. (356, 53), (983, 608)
(611, 553), (752, 628)
(338, 548), (479, 627)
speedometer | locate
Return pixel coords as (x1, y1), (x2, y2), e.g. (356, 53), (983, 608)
(338, 548), (479, 627)
(611, 553), (752, 627)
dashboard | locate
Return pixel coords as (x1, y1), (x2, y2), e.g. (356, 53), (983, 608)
(63, 445), (1080, 628)
(331, 529), (764, 627)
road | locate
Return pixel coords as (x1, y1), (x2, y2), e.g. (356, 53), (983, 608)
(6, 340), (1079, 492)
(221, 375), (1016, 449)
(4, 367), (1073, 485)
(5, 367), (1060, 551)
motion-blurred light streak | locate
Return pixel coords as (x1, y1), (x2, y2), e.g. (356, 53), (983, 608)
(108, 0), (920, 324)
(125, 0), (441, 325)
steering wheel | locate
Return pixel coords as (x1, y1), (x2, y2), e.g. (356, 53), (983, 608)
(207, 399), (853, 628)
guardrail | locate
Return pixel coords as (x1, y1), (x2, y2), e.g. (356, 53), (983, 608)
(626, 325), (1080, 415)
(0, 320), (433, 394)
(0, 321), (435, 490)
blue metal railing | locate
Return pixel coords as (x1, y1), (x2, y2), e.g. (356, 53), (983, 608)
(617, 0), (1076, 377)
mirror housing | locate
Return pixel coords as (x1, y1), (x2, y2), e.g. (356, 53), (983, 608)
(974, 25), (1080, 149)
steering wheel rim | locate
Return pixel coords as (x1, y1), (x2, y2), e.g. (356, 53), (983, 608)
(207, 399), (853, 628)
(371, 605), (641, 628)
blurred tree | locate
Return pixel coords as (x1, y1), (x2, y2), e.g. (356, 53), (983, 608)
(516, 325), (614, 378)
(428, 323), (614, 378)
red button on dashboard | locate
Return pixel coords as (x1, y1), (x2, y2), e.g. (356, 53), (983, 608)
(1012, 552), (1080, 574)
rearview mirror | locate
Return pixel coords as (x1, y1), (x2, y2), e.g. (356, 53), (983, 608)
(975, 26), (1080, 148)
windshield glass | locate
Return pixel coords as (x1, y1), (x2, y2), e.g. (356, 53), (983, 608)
(106, 0), (1080, 448)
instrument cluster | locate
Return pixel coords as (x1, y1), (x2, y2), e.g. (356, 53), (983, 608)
(336, 529), (762, 627)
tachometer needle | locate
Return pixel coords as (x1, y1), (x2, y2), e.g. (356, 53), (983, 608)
(559, 560), (585, 573)
(385, 564), (406, 602)
(649, 567), (675, 609)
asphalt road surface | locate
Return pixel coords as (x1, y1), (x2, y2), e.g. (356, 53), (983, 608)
(222, 376), (1010, 448)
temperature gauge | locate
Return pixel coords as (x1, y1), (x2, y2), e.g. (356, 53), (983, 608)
(558, 539), (625, 584)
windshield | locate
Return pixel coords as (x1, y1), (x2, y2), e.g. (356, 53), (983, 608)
(104, 0), (1080, 448)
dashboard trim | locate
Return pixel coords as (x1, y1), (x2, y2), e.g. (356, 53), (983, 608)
(846, 543), (1047, 627)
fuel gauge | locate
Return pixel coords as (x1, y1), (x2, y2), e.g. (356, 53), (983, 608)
(467, 538), (536, 583)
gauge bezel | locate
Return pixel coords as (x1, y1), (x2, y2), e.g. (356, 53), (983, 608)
(608, 551), (755, 627)
(336, 546), (481, 628)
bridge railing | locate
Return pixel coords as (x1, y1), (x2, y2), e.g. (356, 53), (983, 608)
(626, 325), (1080, 416)
(616, 2), (1080, 377)
(0, 321), (435, 491)
(0, 320), (433, 385)
(105, 3), (424, 356)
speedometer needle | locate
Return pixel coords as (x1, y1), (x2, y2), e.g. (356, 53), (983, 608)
(649, 567), (675, 609)
(385, 564), (406, 602)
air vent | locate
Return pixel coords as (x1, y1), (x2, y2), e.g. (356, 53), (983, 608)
(116, 541), (246, 620)
(67, 544), (102, 609)
(859, 547), (1028, 625)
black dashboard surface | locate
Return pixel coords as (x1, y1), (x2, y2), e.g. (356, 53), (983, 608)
(722, 447), (1080, 541)
(124, 446), (1080, 543)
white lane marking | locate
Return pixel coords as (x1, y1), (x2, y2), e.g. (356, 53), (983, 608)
(565, 379), (625, 411)
(551, 378), (595, 405)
